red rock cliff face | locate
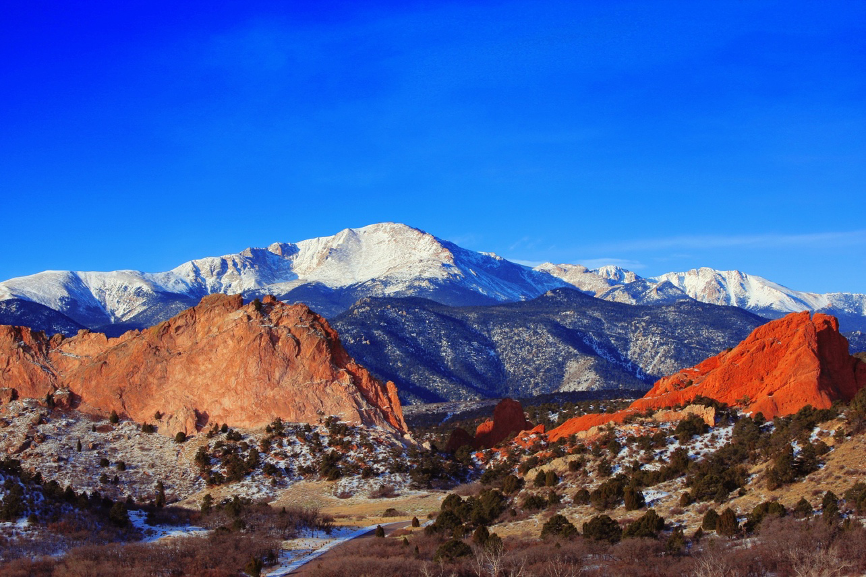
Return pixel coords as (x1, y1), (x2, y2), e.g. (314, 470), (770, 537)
(445, 398), (533, 451)
(548, 312), (866, 441)
(0, 294), (407, 436)
(630, 312), (866, 419)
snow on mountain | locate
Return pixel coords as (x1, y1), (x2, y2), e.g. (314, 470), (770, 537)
(0, 223), (568, 329)
(533, 263), (618, 296)
(650, 268), (866, 329)
(594, 265), (641, 284)
(597, 279), (691, 306)
(540, 262), (866, 331)
(2, 223), (865, 334)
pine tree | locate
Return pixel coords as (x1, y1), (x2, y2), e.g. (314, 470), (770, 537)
(155, 481), (166, 508)
(716, 508), (739, 537)
(201, 493), (213, 515)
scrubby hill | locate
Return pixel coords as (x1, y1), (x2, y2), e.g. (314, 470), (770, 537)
(333, 289), (764, 403)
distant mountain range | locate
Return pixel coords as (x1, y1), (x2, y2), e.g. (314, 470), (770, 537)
(535, 263), (866, 330)
(1, 222), (863, 403)
(1, 222), (864, 336)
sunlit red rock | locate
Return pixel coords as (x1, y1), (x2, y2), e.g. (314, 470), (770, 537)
(0, 294), (407, 437)
(548, 312), (866, 441)
(446, 398), (533, 451)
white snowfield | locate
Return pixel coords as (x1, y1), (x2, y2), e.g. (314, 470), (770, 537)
(0, 222), (565, 326)
(1, 222), (864, 329)
(539, 263), (866, 320)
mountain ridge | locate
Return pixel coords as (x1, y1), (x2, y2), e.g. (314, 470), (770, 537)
(1, 222), (864, 336)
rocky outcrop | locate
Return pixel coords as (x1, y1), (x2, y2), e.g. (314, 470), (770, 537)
(445, 398), (533, 451)
(629, 312), (866, 419)
(547, 312), (866, 441)
(0, 294), (407, 437)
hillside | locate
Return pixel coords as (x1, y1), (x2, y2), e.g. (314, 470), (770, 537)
(333, 289), (765, 403)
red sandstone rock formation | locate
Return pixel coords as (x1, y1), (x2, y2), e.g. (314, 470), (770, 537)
(445, 398), (533, 451)
(548, 312), (866, 441)
(0, 294), (407, 437)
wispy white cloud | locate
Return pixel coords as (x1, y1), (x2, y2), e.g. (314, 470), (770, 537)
(588, 230), (866, 253)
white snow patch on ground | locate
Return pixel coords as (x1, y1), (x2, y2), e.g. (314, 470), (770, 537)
(128, 510), (208, 543)
(265, 525), (379, 576)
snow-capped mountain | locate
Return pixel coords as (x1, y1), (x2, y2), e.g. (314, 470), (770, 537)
(2, 222), (865, 336)
(537, 263), (866, 332)
(0, 223), (568, 332)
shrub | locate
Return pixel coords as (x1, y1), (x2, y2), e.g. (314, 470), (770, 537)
(545, 470), (559, 487)
(746, 501), (786, 531)
(109, 410), (119, 424)
(174, 431), (187, 443)
(155, 481), (166, 508)
(434, 539), (472, 561)
(597, 459), (613, 477)
(702, 509), (719, 531)
(590, 475), (626, 510)
(244, 556), (263, 577)
(666, 528), (685, 555)
(822, 491), (840, 524)
(521, 494), (547, 511)
(674, 413), (708, 443)
(622, 509), (664, 539)
(99, 457), (110, 467)
(411, 516), (420, 528)
(793, 497), (813, 518)
(573, 488), (590, 505)
(541, 514), (578, 539)
(374, 525), (385, 538)
(109, 501), (129, 527)
(201, 494), (213, 515)
(472, 525), (490, 546)
(623, 486), (645, 511)
(534, 471), (546, 487)
(716, 508), (739, 537)
(116, 461), (126, 471)
(502, 474), (523, 494)
(582, 514), (622, 544)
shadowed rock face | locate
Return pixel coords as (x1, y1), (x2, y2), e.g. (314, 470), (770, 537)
(547, 312), (866, 441)
(0, 294), (407, 437)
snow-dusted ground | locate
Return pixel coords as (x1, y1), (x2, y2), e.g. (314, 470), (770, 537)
(264, 525), (379, 577)
(127, 510), (208, 543)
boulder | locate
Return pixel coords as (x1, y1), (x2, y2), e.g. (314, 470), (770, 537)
(0, 387), (17, 404)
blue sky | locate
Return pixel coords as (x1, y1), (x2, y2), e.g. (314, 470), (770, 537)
(2, 1), (864, 293)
